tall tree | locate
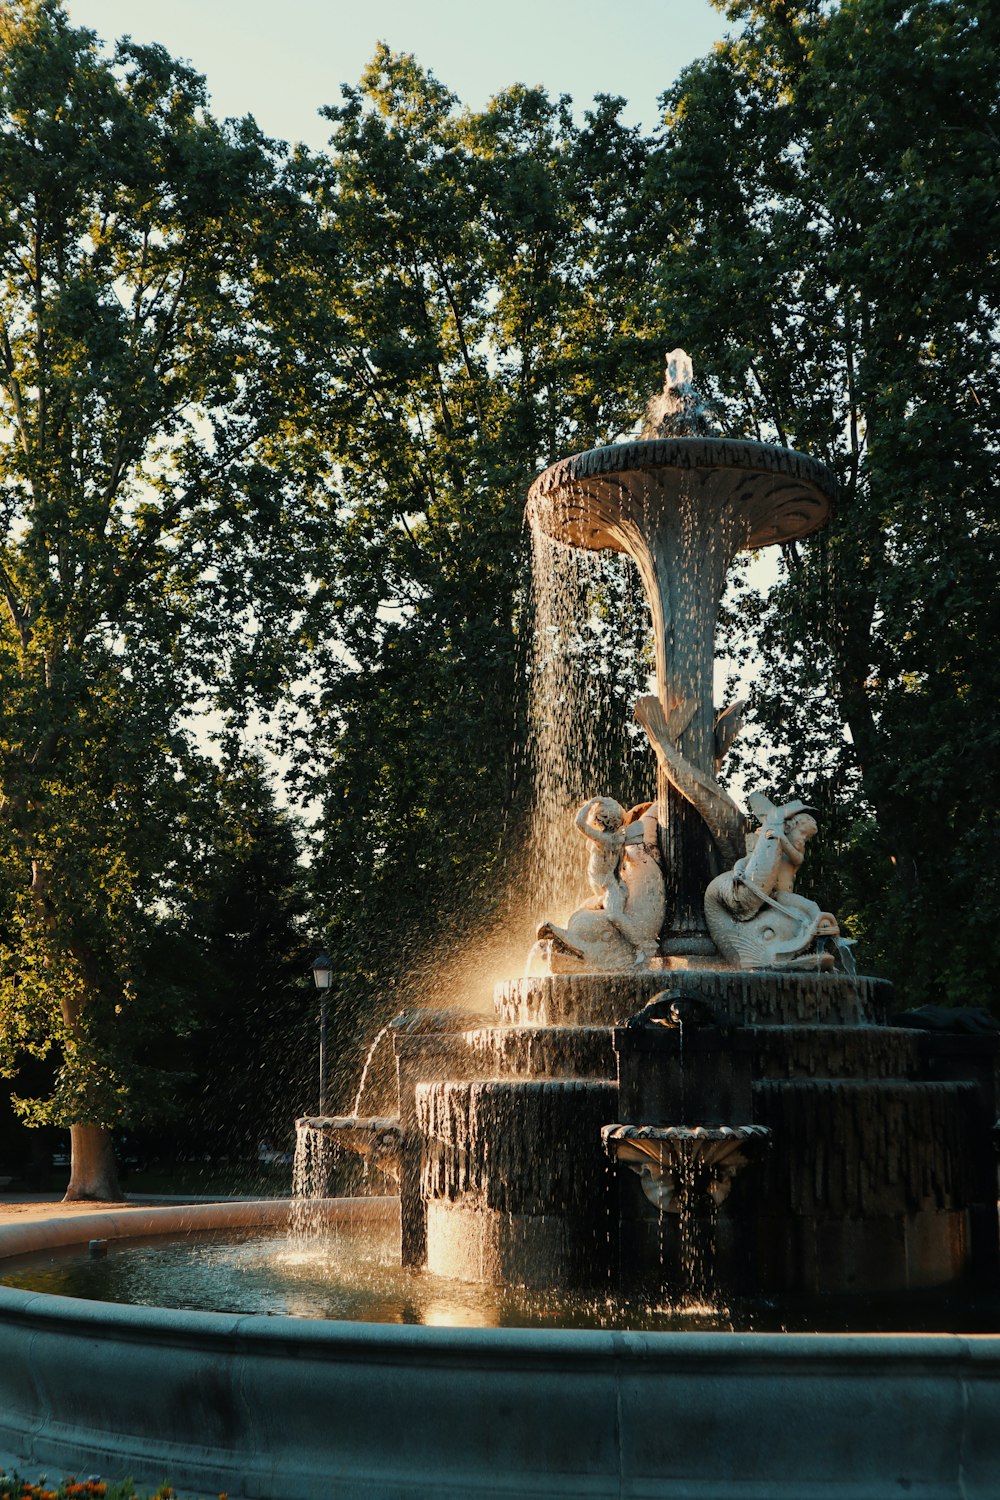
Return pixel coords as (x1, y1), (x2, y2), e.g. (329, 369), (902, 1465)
(0, 1), (319, 1195)
(286, 53), (659, 1079)
(649, 0), (1000, 999)
(147, 756), (312, 1166)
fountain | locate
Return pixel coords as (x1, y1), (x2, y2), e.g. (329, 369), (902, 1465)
(1, 355), (998, 1500)
(301, 350), (999, 1303)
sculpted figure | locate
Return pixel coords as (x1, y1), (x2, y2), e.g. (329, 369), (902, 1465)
(532, 801), (665, 973)
(704, 793), (841, 971)
(575, 796), (641, 923)
(634, 693), (746, 869)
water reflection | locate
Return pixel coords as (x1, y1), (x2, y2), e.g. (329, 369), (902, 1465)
(2, 1223), (998, 1334)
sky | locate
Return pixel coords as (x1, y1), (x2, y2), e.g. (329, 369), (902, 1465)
(63, 0), (729, 149)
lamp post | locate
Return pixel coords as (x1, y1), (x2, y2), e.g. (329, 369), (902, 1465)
(311, 953), (333, 1116)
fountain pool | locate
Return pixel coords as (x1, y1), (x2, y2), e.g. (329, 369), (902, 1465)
(1, 1202), (999, 1500)
(9, 1212), (1000, 1333)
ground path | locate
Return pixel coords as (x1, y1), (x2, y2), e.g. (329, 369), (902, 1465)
(0, 1192), (258, 1223)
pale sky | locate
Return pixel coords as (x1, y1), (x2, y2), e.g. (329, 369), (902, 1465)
(63, 0), (729, 149)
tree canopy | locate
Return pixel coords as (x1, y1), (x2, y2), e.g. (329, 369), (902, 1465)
(281, 50), (658, 1071)
(0, 0), (321, 1194)
(0, 0), (995, 1195)
(649, 0), (1000, 998)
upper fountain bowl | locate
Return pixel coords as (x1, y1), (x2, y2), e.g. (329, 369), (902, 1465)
(526, 435), (837, 554)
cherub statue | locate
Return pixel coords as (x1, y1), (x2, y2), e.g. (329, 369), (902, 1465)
(530, 800), (666, 974)
(575, 796), (644, 924)
(735, 794), (821, 919)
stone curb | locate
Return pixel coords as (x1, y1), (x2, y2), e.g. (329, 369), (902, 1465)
(0, 1201), (997, 1499)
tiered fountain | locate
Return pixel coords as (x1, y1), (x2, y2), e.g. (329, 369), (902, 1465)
(299, 352), (998, 1304)
(2, 356), (999, 1500)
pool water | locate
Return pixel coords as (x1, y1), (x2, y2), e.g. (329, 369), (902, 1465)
(3, 1221), (998, 1333)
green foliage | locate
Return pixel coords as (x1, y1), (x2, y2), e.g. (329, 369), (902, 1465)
(650, 0), (1000, 1001)
(165, 756), (313, 1154)
(284, 51), (660, 1067)
(0, 1), (322, 1160)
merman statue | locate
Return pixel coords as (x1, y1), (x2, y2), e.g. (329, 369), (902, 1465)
(704, 792), (842, 971)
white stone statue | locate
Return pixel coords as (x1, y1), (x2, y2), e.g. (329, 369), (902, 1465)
(703, 792), (841, 970)
(641, 347), (717, 438)
(575, 796), (639, 923)
(634, 693), (746, 868)
(532, 801), (665, 973)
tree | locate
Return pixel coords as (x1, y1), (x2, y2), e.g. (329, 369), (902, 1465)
(0, 1), (320, 1195)
(649, 0), (1000, 1000)
(283, 53), (659, 1083)
(142, 756), (312, 1169)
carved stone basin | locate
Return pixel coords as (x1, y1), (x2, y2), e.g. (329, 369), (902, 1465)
(526, 436), (834, 554)
(296, 1115), (405, 1182)
(602, 1121), (771, 1212)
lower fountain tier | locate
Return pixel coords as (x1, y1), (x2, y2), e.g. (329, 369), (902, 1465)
(417, 1079), (619, 1287)
(386, 1014), (930, 1116)
(392, 1016), (928, 1100)
(429, 1021), (930, 1088)
(496, 970), (893, 1028)
(418, 1079), (617, 1214)
(743, 1077), (996, 1294)
(610, 1076), (997, 1297)
(751, 1078), (988, 1218)
(750, 1024), (926, 1080)
(307, 977), (997, 1296)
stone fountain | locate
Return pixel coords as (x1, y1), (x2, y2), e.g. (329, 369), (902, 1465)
(300, 353), (999, 1303)
(1, 358), (998, 1500)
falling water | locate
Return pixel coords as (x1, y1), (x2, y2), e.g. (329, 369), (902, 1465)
(524, 525), (651, 931)
(674, 1146), (719, 1313)
(290, 1120), (334, 1245)
(831, 936), (858, 977)
(352, 1022), (394, 1118)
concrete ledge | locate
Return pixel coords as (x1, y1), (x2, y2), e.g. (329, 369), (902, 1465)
(0, 1201), (998, 1498)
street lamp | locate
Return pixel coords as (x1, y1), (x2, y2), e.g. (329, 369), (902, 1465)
(311, 953), (333, 1116)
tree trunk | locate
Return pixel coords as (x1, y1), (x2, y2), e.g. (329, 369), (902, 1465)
(838, 672), (921, 891)
(63, 1123), (123, 1202)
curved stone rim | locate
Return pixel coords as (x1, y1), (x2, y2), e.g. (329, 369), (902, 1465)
(528, 436), (838, 502)
(0, 1201), (998, 1500)
(602, 1123), (771, 1144)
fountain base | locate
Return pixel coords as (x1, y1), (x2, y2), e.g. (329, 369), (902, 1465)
(3, 1202), (1000, 1500)
(297, 968), (998, 1301)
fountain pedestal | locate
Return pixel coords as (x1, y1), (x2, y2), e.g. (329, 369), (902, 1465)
(527, 434), (836, 948)
(296, 968), (997, 1302)
(603, 984), (1000, 1298)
